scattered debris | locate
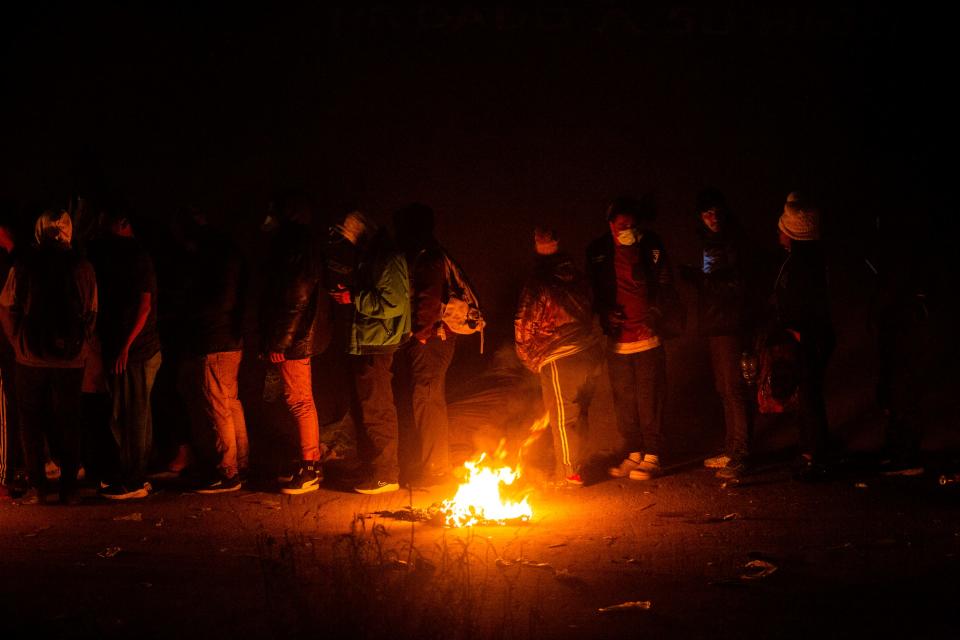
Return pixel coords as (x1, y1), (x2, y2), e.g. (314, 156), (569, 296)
(554, 568), (587, 588)
(155, 518), (165, 528)
(98, 546), (122, 559)
(112, 513), (143, 522)
(598, 601), (652, 613)
(686, 512), (741, 524)
(368, 507), (437, 523)
(740, 559), (778, 580)
(24, 526), (51, 538)
(855, 482), (868, 489)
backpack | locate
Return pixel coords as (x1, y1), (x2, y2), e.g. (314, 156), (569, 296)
(441, 253), (486, 352)
(20, 250), (87, 362)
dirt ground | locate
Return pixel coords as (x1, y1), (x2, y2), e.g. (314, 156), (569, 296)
(2, 456), (960, 640)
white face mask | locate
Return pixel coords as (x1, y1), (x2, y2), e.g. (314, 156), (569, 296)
(616, 228), (637, 246)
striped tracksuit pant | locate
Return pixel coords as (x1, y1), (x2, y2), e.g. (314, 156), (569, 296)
(539, 347), (602, 478)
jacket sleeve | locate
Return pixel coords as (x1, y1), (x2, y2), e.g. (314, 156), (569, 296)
(514, 283), (543, 372)
(354, 254), (410, 320)
(411, 250), (446, 341)
(265, 256), (317, 353)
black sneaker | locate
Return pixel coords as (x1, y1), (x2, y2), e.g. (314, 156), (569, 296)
(716, 455), (750, 480)
(354, 479), (400, 495)
(196, 474), (242, 494)
(100, 483), (149, 500)
(281, 464), (321, 495)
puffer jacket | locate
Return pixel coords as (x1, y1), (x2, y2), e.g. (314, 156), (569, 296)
(260, 222), (331, 359)
(773, 240), (834, 352)
(585, 231), (674, 342)
(348, 231), (411, 355)
(515, 252), (600, 372)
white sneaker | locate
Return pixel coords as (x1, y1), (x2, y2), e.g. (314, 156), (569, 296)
(703, 454), (731, 469)
(609, 452), (643, 478)
(628, 455), (661, 481)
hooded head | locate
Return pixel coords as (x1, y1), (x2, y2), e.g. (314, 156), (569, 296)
(695, 188), (727, 234)
(778, 192), (820, 242)
(34, 209), (73, 247)
(335, 210), (376, 246)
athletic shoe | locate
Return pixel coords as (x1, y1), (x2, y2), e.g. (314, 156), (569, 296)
(628, 455), (661, 481)
(565, 473), (584, 486)
(609, 452), (644, 478)
(281, 464), (321, 495)
(354, 479), (400, 495)
(100, 483), (149, 500)
(879, 458), (924, 477)
(703, 454), (731, 469)
(195, 474), (242, 494)
(715, 455), (749, 480)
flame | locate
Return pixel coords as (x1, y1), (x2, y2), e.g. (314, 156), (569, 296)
(440, 414), (549, 528)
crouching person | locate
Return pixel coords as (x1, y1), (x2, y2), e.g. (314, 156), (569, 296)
(0, 210), (97, 504)
(330, 211), (410, 495)
(516, 227), (602, 486)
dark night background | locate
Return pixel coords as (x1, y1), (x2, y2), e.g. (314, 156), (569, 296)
(2, 3), (957, 445)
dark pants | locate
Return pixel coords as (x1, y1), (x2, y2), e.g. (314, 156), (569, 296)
(607, 345), (666, 456)
(0, 362), (20, 485)
(708, 335), (750, 457)
(404, 335), (456, 474)
(108, 351), (162, 485)
(350, 352), (399, 481)
(16, 364), (84, 490)
(540, 347), (602, 478)
(798, 340), (833, 461)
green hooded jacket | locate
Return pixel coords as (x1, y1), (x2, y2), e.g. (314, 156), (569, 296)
(349, 251), (411, 355)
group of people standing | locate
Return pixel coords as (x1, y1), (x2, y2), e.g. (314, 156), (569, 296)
(0, 187), (843, 504)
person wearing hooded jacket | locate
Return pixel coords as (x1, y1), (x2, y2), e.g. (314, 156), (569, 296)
(679, 189), (752, 479)
(515, 227), (602, 486)
(329, 210), (411, 495)
(260, 193), (332, 495)
(0, 210), (97, 504)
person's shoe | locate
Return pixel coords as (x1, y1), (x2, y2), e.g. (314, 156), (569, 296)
(704, 454), (731, 469)
(609, 452), (644, 478)
(628, 455), (661, 481)
(280, 464), (321, 495)
(100, 483), (149, 500)
(354, 479), (400, 495)
(18, 487), (48, 505)
(195, 473), (242, 494)
(565, 473), (584, 486)
(715, 455), (749, 480)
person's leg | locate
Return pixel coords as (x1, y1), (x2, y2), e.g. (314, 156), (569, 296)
(0, 367), (13, 486)
(350, 353), (400, 482)
(15, 364), (48, 491)
(409, 336), (456, 475)
(51, 367), (84, 495)
(709, 335), (750, 458)
(635, 346), (667, 458)
(278, 358), (321, 462)
(607, 352), (641, 452)
(543, 349), (602, 480)
(798, 344), (830, 464)
(201, 351), (244, 479)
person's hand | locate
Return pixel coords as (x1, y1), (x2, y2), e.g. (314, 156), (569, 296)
(113, 346), (130, 375)
(269, 351), (286, 364)
(607, 309), (626, 329)
(330, 284), (352, 304)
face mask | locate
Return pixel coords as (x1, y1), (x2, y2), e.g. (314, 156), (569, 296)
(260, 215), (278, 233)
(616, 228), (637, 246)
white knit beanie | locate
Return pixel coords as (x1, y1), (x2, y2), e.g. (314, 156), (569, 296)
(778, 192), (819, 241)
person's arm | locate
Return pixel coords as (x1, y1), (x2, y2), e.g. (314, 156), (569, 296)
(114, 291), (150, 374)
(0, 266), (19, 347)
(351, 254), (409, 320)
(514, 284), (543, 372)
(266, 259), (316, 363)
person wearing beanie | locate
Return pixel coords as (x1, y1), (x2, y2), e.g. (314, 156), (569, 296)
(771, 192), (835, 480)
(680, 189), (752, 479)
(515, 226), (603, 486)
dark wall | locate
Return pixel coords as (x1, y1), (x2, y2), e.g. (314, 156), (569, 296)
(2, 5), (955, 431)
